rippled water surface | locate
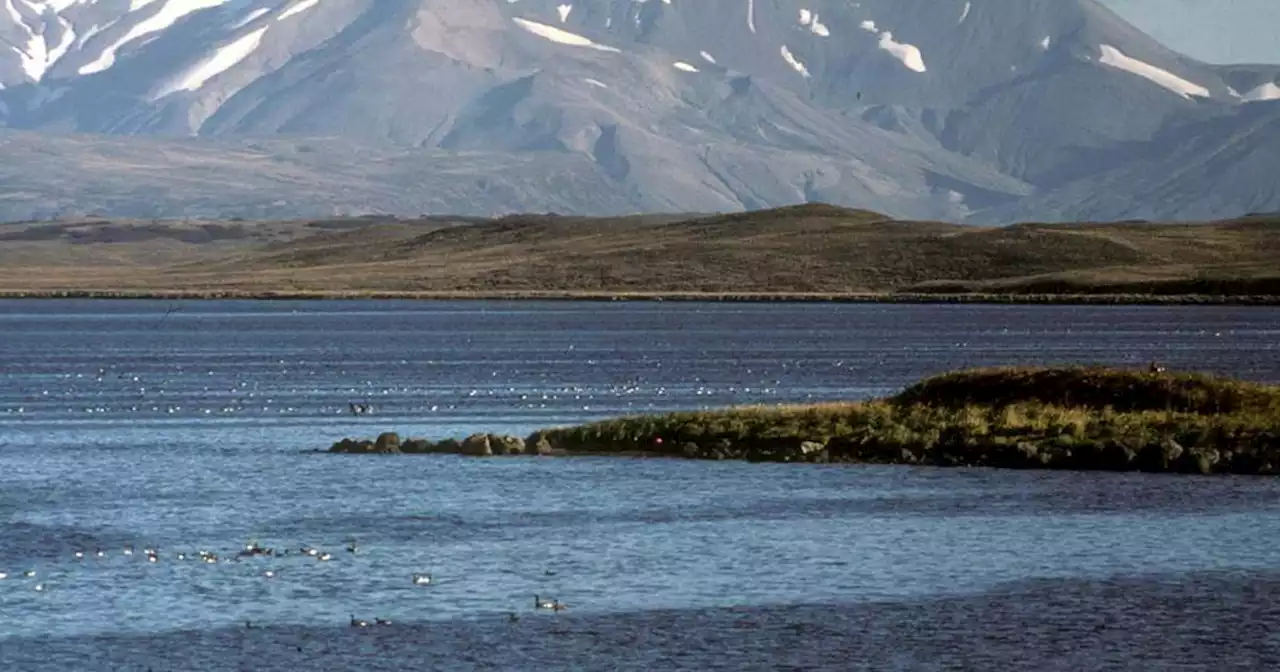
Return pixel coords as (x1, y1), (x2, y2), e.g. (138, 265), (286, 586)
(2, 300), (1280, 670)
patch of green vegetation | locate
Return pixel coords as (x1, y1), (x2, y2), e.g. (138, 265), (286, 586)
(529, 367), (1280, 475)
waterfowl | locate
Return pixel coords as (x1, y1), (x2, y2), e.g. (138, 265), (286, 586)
(147, 554), (159, 563)
(0, 572), (7, 580)
(301, 547), (318, 556)
(552, 601), (567, 612)
(346, 543), (358, 554)
(507, 612), (520, 623)
(375, 617), (392, 626)
(535, 595), (556, 610)
(176, 553), (186, 561)
(349, 614), (369, 628)
(23, 570), (35, 578)
(123, 547), (134, 556)
(263, 570), (276, 579)
(317, 553), (332, 562)
(95, 549), (105, 558)
(204, 556), (217, 564)
(412, 573), (432, 585)
(73, 551), (84, 559)
(34, 583), (45, 592)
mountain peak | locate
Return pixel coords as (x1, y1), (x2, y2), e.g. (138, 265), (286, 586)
(0, 0), (1276, 224)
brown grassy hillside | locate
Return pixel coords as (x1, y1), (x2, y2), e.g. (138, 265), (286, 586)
(0, 205), (1277, 298)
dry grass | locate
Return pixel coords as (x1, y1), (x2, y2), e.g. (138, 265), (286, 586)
(530, 366), (1280, 474)
(1, 205), (1278, 298)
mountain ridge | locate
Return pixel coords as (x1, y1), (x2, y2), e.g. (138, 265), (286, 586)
(0, 0), (1277, 223)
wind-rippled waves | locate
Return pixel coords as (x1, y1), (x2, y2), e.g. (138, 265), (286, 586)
(2, 300), (1280, 669)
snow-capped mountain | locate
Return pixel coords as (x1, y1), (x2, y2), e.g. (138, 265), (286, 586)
(0, 0), (1277, 223)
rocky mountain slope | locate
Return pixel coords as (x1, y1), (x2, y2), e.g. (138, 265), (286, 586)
(1, 0), (1277, 223)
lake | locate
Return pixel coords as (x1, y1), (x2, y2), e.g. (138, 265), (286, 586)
(2, 300), (1279, 670)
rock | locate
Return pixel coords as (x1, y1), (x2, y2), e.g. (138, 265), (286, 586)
(1138, 437), (1185, 472)
(681, 442), (702, 459)
(490, 434), (526, 456)
(401, 438), (435, 454)
(460, 433), (493, 457)
(799, 441), (828, 463)
(328, 438), (368, 453)
(373, 432), (401, 454)
(436, 438), (462, 454)
(526, 436), (554, 456)
(713, 438), (736, 459)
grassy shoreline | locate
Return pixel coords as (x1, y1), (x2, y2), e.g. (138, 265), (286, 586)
(3, 289), (1280, 305)
(328, 367), (1280, 475)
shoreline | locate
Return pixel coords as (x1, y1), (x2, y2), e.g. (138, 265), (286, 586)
(325, 367), (1280, 476)
(2, 289), (1279, 306)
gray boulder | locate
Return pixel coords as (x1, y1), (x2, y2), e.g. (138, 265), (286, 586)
(490, 434), (526, 456)
(373, 432), (402, 454)
(460, 434), (494, 457)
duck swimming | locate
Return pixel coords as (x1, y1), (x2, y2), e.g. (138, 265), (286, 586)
(535, 595), (556, 610)
(412, 573), (432, 585)
(349, 614), (369, 628)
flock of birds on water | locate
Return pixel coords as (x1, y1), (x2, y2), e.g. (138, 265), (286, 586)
(0, 539), (567, 628)
(0, 361), (820, 419)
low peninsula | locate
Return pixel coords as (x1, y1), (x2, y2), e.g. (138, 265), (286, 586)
(1, 205), (1278, 303)
(328, 367), (1280, 476)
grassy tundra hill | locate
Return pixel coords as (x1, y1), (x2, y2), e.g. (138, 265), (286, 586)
(0, 205), (1278, 300)
(330, 367), (1280, 476)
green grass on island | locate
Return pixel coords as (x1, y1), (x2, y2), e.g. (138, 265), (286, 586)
(330, 366), (1280, 476)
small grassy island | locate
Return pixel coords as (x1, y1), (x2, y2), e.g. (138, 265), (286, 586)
(329, 367), (1280, 476)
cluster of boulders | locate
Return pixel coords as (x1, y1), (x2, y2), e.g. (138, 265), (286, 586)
(328, 432), (555, 457)
(326, 429), (1277, 475)
(653, 433), (1277, 475)
(673, 437), (832, 463)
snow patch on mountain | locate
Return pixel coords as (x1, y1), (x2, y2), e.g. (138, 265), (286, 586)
(155, 25), (266, 98)
(673, 61), (697, 72)
(277, 0), (317, 22)
(878, 32), (926, 73)
(79, 0), (229, 75)
(779, 44), (809, 78)
(231, 7), (269, 29)
(1098, 44), (1208, 98)
(797, 9), (829, 37)
(513, 17), (620, 52)
(5, 5), (74, 82)
(1242, 82), (1280, 102)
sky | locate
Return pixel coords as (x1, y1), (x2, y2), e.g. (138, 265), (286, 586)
(1098, 0), (1280, 64)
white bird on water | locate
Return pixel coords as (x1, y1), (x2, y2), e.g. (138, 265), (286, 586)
(412, 573), (432, 586)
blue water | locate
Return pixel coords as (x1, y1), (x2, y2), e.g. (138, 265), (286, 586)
(2, 300), (1280, 670)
